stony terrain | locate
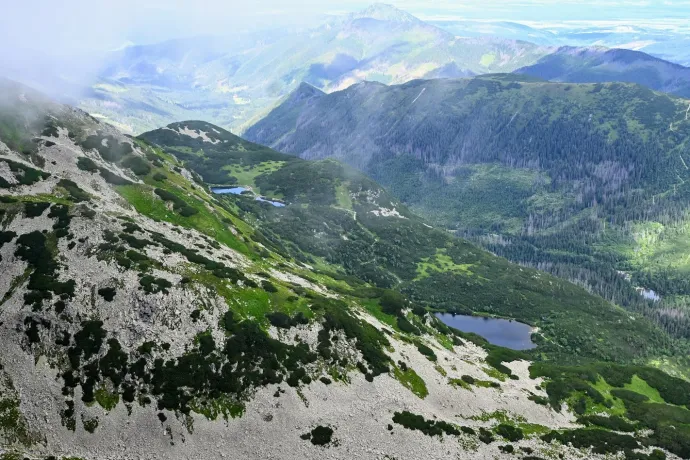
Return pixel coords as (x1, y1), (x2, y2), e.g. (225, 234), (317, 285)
(0, 82), (684, 460)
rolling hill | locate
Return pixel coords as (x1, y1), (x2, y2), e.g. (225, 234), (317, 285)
(515, 46), (690, 97)
(245, 75), (690, 343)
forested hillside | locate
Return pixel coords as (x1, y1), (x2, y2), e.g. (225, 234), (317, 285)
(245, 75), (690, 344)
(141, 121), (686, 366)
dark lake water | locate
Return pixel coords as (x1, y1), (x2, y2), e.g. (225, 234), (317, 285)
(255, 196), (286, 207)
(210, 187), (285, 207)
(640, 288), (660, 301)
(435, 313), (536, 350)
(211, 186), (247, 195)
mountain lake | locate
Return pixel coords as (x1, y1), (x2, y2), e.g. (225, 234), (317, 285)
(435, 313), (536, 350)
(211, 186), (286, 207)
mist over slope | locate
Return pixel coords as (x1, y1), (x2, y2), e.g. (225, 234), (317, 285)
(76, 4), (549, 134)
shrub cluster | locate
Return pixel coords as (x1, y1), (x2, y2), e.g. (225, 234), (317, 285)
(77, 156), (132, 185)
(0, 159), (50, 188)
(416, 343), (437, 362)
(15, 230), (75, 310)
(97, 287), (117, 302)
(57, 179), (90, 202)
(79, 134), (133, 162)
(542, 428), (639, 455)
(316, 299), (390, 378)
(266, 311), (308, 329)
(24, 202), (50, 217)
(121, 155), (151, 176)
(392, 411), (460, 437)
(300, 425), (334, 446)
(154, 188), (198, 217)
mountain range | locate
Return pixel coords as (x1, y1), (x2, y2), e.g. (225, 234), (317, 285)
(430, 19), (690, 67)
(2, 77), (690, 459)
(77, 4), (550, 134)
(245, 74), (690, 343)
(67, 4), (690, 137)
(516, 46), (690, 98)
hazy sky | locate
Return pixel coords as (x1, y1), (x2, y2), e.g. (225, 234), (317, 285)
(2, 0), (689, 54)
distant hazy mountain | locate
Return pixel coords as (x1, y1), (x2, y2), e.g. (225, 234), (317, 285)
(515, 46), (690, 97)
(246, 75), (690, 341)
(429, 20), (561, 45)
(77, 3), (549, 134)
(431, 19), (690, 67)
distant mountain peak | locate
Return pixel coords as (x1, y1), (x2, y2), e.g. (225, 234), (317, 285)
(353, 3), (420, 23)
(555, 45), (607, 55)
(296, 81), (325, 94)
(287, 82), (325, 103)
(553, 45), (684, 67)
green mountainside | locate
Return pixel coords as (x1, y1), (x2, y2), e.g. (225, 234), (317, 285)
(245, 75), (690, 343)
(141, 120), (682, 366)
(2, 80), (690, 459)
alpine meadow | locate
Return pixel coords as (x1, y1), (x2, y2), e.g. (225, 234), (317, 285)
(2, 2), (690, 460)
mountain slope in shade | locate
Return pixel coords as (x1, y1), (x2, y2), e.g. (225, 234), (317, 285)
(245, 75), (690, 343)
(77, 4), (549, 134)
(515, 46), (690, 97)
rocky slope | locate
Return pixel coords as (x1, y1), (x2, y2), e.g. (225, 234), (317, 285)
(0, 81), (687, 460)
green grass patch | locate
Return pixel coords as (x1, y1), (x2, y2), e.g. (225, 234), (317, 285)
(469, 410), (525, 424)
(435, 333), (454, 350)
(94, 386), (119, 411)
(479, 53), (496, 67)
(221, 160), (286, 190)
(392, 364), (428, 399)
(483, 366), (508, 382)
(624, 375), (666, 404)
(590, 377), (627, 416)
(450, 375), (501, 390)
(335, 182), (353, 210)
(415, 249), (475, 280)
(518, 422), (551, 436)
(189, 395), (245, 420)
(117, 184), (252, 256)
(360, 298), (399, 330)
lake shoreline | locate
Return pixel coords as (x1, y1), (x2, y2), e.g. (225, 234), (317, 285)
(435, 312), (537, 351)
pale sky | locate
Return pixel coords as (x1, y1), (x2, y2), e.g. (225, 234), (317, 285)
(2, 0), (688, 54)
